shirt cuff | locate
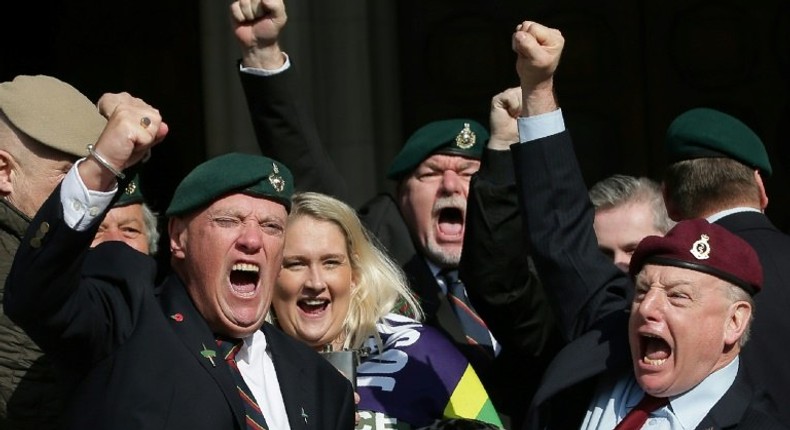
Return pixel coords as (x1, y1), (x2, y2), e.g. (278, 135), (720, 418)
(517, 109), (565, 143)
(239, 53), (291, 77)
(61, 159), (118, 231)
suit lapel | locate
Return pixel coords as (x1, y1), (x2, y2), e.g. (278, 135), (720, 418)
(694, 365), (752, 430)
(157, 275), (246, 428)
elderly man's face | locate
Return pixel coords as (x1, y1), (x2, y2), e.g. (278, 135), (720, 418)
(397, 153), (479, 267)
(594, 201), (663, 272)
(629, 264), (750, 397)
(92, 204), (149, 254)
(169, 193), (287, 338)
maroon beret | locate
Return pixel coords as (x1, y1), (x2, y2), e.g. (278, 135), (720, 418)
(629, 219), (762, 295)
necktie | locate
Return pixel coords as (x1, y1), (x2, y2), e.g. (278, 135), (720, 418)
(614, 393), (669, 430)
(440, 269), (495, 358)
(215, 337), (269, 430)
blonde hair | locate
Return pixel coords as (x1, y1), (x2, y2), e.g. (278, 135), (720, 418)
(286, 192), (422, 350)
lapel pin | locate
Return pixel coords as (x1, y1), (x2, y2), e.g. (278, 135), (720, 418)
(170, 313), (184, 322)
(301, 407), (308, 424)
(200, 343), (217, 367)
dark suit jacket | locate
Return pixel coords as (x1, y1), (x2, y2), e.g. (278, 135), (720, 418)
(511, 130), (786, 430)
(4, 189), (355, 430)
(715, 211), (790, 425)
(239, 66), (558, 427)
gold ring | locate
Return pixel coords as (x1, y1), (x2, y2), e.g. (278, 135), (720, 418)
(140, 117), (151, 128)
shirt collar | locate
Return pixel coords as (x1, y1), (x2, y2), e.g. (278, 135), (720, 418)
(706, 207), (762, 223)
(236, 329), (268, 364)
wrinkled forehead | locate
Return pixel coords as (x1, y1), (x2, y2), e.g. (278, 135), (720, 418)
(193, 192), (288, 220)
(415, 152), (481, 171)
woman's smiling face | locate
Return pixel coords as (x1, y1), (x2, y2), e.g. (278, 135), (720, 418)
(273, 215), (354, 351)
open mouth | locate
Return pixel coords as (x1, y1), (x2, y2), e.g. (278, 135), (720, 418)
(297, 298), (329, 315)
(437, 207), (464, 236)
(229, 262), (260, 297)
(640, 333), (671, 366)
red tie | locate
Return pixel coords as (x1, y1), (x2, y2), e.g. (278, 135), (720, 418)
(614, 393), (669, 430)
(216, 337), (269, 430)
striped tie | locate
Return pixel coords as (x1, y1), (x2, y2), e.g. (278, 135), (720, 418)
(440, 270), (495, 358)
(215, 337), (269, 430)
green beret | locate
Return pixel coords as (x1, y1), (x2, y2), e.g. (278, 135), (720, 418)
(114, 174), (146, 208)
(386, 119), (488, 180)
(0, 75), (106, 157)
(665, 107), (772, 176)
(166, 153), (293, 217)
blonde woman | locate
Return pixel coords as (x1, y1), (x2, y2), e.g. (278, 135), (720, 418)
(272, 192), (502, 429)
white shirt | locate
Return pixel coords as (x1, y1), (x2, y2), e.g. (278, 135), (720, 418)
(240, 53), (291, 76)
(60, 163), (291, 429)
(237, 331), (291, 430)
(517, 109), (566, 143)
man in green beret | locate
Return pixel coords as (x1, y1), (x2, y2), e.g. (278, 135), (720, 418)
(662, 107), (790, 425)
(229, 1), (559, 427)
(91, 174), (160, 255)
(4, 92), (354, 429)
(0, 74), (106, 429)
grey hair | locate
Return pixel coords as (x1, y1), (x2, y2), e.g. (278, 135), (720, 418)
(141, 203), (160, 255)
(722, 282), (755, 347)
(589, 174), (674, 234)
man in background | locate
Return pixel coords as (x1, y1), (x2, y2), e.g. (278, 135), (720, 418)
(589, 174), (674, 272)
(0, 74), (106, 429)
(91, 174), (159, 256)
(662, 107), (790, 425)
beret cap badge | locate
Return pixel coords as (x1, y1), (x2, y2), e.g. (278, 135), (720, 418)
(454, 123), (476, 150)
(690, 234), (711, 260)
(124, 181), (137, 196)
(268, 162), (285, 193)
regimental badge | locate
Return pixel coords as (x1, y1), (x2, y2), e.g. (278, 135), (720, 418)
(455, 123), (476, 150)
(124, 181), (137, 195)
(690, 234), (711, 260)
(200, 343), (217, 367)
(268, 163), (285, 193)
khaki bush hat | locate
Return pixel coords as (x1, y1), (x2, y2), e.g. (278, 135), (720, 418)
(0, 75), (106, 157)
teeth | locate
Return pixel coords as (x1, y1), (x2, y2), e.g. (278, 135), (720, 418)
(232, 263), (259, 273)
(302, 299), (327, 306)
(643, 357), (667, 366)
